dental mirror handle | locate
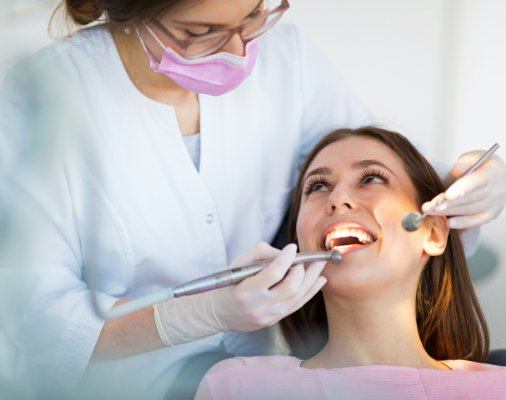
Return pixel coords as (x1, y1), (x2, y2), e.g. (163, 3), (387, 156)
(402, 142), (500, 232)
(172, 251), (342, 298)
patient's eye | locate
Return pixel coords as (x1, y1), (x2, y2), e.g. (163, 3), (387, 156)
(303, 176), (331, 195)
(359, 168), (390, 186)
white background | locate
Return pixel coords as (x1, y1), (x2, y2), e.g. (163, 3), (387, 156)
(1, 0), (505, 349)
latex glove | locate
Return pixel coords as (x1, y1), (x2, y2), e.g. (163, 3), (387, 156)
(422, 150), (506, 229)
(153, 242), (327, 346)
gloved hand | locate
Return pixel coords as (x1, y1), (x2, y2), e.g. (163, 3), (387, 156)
(422, 150), (506, 229)
(153, 242), (327, 346)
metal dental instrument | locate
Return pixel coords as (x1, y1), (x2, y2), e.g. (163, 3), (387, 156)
(402, 143), (500, 232)
(172, 250), (342, 297)
(90, 250), (342, 320)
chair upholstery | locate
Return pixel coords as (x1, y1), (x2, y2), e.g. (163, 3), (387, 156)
(487, 349), (506, 366)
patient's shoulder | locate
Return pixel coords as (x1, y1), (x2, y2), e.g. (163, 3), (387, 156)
(444, 359), (506, 371)
(204, 357), (247, 375)
(206, 355), (301, 375)
(196, 356), (302, 400)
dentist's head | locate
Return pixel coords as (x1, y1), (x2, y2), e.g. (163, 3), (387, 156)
(280, 127), (489, 362)
(61, 0), (289, 95)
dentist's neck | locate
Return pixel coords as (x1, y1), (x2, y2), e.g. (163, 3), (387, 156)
(303, 293), (443, 370)
(112, 29), (194, 105)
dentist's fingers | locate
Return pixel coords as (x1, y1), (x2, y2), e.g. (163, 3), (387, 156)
(245, 243), (297, 289)
(270, 259), (325, 299)
(443, 183), (490, 206)
(288, 276), (327, 314)
(281, 260), (326, 310)
(423, 185), (490, 215)
(231, 241), (281, 268)
(425, 200), (487, 217)
(446, 150), (485, 178)
(291, 260), (326, 298)
(447, 211), (495, 229)
(444, 169), (491, 202)
(422, 193), (446, 214)
(269, 263), (305, 298)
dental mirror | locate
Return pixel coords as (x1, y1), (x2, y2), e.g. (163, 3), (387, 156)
(402, 143), (499, 233)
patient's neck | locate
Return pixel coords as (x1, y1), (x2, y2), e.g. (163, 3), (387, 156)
(302, 293), (444, 370)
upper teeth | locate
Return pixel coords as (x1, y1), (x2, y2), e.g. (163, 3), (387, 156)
(325, 228), (374, 250)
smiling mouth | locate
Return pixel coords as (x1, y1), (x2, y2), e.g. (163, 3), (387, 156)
(321, 227), (377, 255)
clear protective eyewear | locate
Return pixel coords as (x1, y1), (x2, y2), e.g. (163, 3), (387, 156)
(147, 0), (290, 59)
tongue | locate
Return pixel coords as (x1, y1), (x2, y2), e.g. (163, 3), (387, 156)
(330, 236), (362, 247)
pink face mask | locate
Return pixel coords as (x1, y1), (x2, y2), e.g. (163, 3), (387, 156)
(137, 25), (259, 96)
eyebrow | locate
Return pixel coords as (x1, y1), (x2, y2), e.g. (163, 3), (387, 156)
(303, 166), (332, 182)
(352, 159), (396, 176)
(172, 0), (264, 27)
(303, 159), (396, 182)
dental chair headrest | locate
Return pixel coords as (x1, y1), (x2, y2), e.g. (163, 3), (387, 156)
(487, 349), (506, 366)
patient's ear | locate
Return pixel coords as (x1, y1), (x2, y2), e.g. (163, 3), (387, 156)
(423, 216), (449, 256)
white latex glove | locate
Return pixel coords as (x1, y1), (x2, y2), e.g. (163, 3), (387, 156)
(153, 242), (327, 346)
(422, 150), (506, 229)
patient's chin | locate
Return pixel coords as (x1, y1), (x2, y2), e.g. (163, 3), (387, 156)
(320, 260), (398, 299)
(322, 280), (391, 300)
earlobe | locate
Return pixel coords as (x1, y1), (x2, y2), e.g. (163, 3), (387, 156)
(423, 216), (450, 256)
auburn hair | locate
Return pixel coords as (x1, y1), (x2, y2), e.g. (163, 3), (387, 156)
(54, 0), (190, 27)
(279, 126), (489, 362)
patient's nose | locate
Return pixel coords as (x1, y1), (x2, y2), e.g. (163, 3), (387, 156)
(326, 189), (356, 215)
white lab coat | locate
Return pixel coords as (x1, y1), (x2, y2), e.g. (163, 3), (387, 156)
(0, 24), (373, 399)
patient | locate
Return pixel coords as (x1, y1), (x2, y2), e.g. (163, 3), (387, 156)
(195, 127), (506, 399)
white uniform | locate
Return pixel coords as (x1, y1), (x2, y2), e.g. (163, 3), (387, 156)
(0, 23), (373, 399)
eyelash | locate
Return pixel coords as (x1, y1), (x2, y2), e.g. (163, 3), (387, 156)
(359, 167), (390, 186)
(303, 176), (330, 195)
(185, 29), (212, 38)
(303, 168), (390, 195)
(185, 5), (264, 37)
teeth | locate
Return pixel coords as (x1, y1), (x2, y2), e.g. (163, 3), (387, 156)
(325, 228), (374, 250)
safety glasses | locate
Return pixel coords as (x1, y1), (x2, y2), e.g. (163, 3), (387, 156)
(146, 0), (290, 59)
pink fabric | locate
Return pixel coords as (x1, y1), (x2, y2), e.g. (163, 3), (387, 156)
(146, 38), (259, 96)
(197, 355), (506, 400)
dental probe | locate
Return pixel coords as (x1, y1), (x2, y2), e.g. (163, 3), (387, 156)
(402, 143), (500, 232)
(172, 250), (342, 298)
(90, 251), (342, 320)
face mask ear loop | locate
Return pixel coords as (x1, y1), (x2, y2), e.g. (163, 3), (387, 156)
(143, 23), (167, 50)
(135, 27), (150, 53)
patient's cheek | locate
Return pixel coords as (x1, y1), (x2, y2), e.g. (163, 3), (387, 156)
(296, 214), (314, 252)
(378, 195), (417, 224)
(378, 199), (425, 260)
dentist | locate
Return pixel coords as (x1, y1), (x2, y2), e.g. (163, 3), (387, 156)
(0, 0), (504, 399)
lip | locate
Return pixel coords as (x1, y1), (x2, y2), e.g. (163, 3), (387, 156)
(319, 221), (378, 252)
(330, 243), (372, 256)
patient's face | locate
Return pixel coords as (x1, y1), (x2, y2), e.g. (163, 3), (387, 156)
(296, 137), (432, 299)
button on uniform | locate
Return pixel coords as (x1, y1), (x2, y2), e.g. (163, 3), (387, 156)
(206, 213), (214, 223)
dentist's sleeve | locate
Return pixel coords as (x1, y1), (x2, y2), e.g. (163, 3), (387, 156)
(0, 68), (117, 396)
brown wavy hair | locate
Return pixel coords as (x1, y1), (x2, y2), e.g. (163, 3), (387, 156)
(279, 126), (489, 362)
(53, 0), (191, 27)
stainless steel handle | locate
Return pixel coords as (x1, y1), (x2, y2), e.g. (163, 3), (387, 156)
(173, 251), (342, 298)
(90, 251), (342, 319)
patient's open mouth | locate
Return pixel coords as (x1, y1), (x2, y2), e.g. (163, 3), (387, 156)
(321, 226), (377, 255)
